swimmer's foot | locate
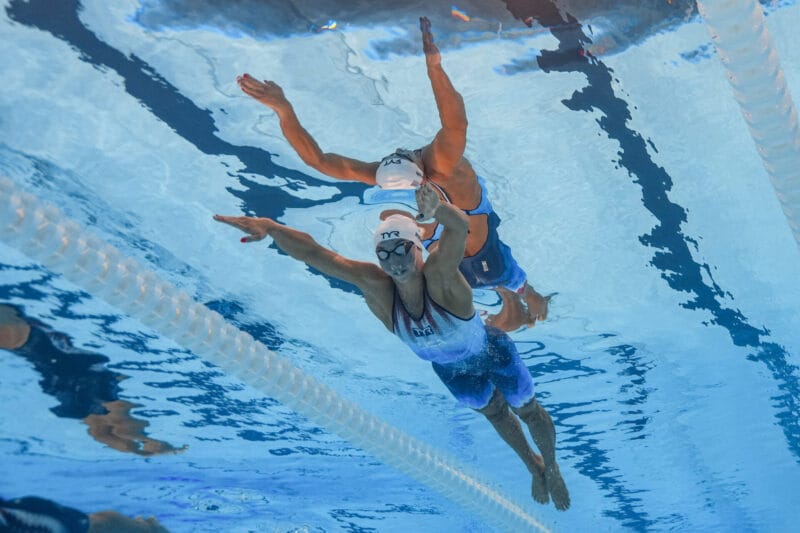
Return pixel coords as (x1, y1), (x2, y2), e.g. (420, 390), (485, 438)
(545, 463), (570, 511)
(524, 286), (552, 326)
(486, 287), (528, 332)
(531, 462), (550, 505)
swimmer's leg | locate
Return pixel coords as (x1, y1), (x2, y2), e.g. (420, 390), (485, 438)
(514, 398), (570, 510)
(478, 389), (549, 505)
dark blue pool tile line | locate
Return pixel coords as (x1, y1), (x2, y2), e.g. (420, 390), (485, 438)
(5, 0), (366, 223)
(522, 338), (667, 529)
(500, 0), (800, 466)
(6, 0), (367, 299)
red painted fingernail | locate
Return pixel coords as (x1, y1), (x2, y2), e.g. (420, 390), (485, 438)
(240, 237), (248, 243)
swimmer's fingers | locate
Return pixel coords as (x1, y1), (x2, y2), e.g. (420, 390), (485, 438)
(420, 16), (431, 35)
(239, 233), (266, 243)
(237, 73), (271, 87)
(213, 214), (269, 243)
(538, 294), (552, 321)
(236, 74), (286, 106)
(419, 16), (434, 43)
(213, 214), (245, 229)
(236, 73), (263, 93)
(419, 16), (440, 60)
(415, 183), (441, 221)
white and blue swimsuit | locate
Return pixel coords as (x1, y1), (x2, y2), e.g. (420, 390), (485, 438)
(392, 280), (535, 409)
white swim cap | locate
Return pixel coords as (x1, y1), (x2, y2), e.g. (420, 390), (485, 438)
(375, 153), (424, 189)
(373, 214), (423, 250)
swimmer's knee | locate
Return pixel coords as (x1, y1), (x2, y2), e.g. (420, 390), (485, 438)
(511, 397), (542, 422)
(477, 389), (509, 421)
(478, 403), (510, 423)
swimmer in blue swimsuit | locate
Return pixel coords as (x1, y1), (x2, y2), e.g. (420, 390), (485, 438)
(236, 16), (549, 332)
(0, 496), (168, 532)
(215, 183), (570, 510)
(0, 304), (184, 457)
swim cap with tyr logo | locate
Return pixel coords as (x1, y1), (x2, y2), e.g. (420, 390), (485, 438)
(375, 151), (424, 189)
(373, 214), (423, 250)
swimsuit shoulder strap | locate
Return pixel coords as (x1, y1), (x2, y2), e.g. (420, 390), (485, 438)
(426, 179), (451, 203)
(463, 175), (494, 216)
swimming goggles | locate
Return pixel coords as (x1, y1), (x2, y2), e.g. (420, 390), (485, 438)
(376, 240), (414, 260)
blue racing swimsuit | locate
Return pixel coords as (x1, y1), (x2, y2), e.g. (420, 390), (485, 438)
(392, 280), (535, 409)
(423, 176), (528, 292)
(0, 496), (90, 532)
(13, 324), (121, 419)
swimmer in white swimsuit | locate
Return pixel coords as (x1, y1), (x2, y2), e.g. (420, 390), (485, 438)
(214, 183), (570, 510)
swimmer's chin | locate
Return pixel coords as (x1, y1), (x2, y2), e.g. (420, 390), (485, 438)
(389, 268), (410, 281)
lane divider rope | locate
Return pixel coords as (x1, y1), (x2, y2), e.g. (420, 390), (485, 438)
(698, 0), (800, 251)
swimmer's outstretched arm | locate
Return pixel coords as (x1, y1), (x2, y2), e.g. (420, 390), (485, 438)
(419, 17), (467, 179)
(212, 214), (384, 290)
(236, 74), (380, 184)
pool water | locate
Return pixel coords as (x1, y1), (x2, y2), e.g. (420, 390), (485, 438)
(2, 1), (800, 531)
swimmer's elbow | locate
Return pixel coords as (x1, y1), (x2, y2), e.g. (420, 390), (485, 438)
(453, 220), (469, 239)
(300, 152), (326, 172)
(454, 204), (470, 228)
(441, 104), (467, 130)
(439, 204), (469, 236)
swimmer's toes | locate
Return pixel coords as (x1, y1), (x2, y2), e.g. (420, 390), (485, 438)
(539, 295), (552, 321)
(553, 490), (570, 511)
(546, 466), (571, 511)
(531, 471), (550, 505)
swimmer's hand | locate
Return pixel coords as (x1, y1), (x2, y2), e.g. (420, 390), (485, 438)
(236, 74), (289, 110)
(213, 214), (275, 243)
(415, 183), (441, 221)
(88, 511), (169, 533)
(420, 17), (441, 66)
